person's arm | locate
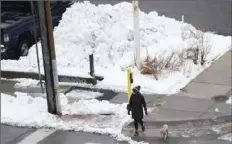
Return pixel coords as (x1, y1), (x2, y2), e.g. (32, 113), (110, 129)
(141, 94), (148, 115)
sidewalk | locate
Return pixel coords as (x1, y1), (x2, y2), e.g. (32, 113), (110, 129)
(118, 51), (232, 139)
(176, 51), (231, 100)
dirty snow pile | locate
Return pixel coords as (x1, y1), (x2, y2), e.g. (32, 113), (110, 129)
(1, 2), (231, 94)
(1, 93), (148, 144)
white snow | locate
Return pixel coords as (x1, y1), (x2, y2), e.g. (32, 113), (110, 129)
(226, 96), (232, 105)
(1, 2), (231, 94)
(1, 92), (149, 144)
(215, 108), (219, 112)
(65, 89), (103, 100)
(14, 78), (40, 88)
(12, 78), (103, 100)
(218, 133), (232, 142)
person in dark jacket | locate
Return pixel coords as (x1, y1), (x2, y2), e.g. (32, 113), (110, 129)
(127, 85), (148, 136)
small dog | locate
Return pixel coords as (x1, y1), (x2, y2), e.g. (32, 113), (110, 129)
(160, 124), (169, 140)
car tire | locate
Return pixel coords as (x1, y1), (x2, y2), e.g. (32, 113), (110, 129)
(16, 39), (30, 59)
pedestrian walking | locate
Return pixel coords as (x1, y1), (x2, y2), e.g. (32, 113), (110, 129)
(127, 85), (148, 136)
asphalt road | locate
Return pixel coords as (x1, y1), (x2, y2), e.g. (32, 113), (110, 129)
(91, 0), (232, 36)
(1, 124), (231, 144)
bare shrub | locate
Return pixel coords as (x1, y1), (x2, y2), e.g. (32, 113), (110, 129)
(140, 55), (166, 80)
(200, 36), (211, 65)
(141, 50), (186, 80)
(183, 26), (211, 65)
(178, 49), (186, 65)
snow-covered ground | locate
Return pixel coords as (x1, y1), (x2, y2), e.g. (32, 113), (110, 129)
(13, 78), (103, 100)
(14, 78), (40, 89)
(1, 2), (231, 94)
(226, 96), (231, 105)
(218, 133), (232, 142)
(65, 89), (103, 100)
(1, 92), (149, 144)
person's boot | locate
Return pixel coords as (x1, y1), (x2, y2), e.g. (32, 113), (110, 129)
(134, 130), (139, 136)
(142, 126), (145, 132)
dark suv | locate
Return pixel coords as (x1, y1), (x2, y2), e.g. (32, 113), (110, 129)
(1, 1), (73, 60)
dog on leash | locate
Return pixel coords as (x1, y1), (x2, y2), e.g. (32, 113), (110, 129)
(160, 124), (169, 140)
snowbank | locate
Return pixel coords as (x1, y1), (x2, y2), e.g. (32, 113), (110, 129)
(226, 96), (231, 105)
(13, 78), (103, 100)
(1, 92), (148, 144)
(218, 133), (232, 142)
(65, 89), (103, 100)
(1, 2), (231, 94)
(14, 78), (40, 88)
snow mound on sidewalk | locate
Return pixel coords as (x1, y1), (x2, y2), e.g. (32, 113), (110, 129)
(1, 93), (148, 144)
(1, 2), (231, 94)
(218, 133), (232, 142)
(65, 89), (103, 100)
(226, 96), (232, 105)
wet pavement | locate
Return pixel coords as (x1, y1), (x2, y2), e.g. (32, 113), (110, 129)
(1, 124), (231, 144)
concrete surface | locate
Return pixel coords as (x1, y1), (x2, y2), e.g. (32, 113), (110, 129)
(178, 51), (232, 100)
(2, 124), (231, 144)
(131, 135), (231, 144)
(109, 92), (162, 107)
(37, 130), (119, 144)
(1, 125), (36, 144)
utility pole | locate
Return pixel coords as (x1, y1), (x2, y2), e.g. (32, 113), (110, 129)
(37, 1), (61, 115)
(133, 0), (141, 69)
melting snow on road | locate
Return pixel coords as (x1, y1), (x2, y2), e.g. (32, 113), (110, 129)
(1, 2), (231, 94)
(1, 93), (148, 144)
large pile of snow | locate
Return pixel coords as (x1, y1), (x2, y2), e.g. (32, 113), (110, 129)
(1, 92), (148, 144)
(1, 2), (231, 94)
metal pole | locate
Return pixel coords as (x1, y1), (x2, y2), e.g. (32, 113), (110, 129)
(89, 54), (94, 76)
(30, 1), (44, 93)
(133, 0), (141, 69)
(182, 15), (184, 23)
(37, 1), (61, 115)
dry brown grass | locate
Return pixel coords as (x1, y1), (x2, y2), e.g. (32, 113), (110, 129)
(220, 122), (232, 133)
(140, 50), (186, 80)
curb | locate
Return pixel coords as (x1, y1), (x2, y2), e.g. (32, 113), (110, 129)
(1, 70), (96, 85)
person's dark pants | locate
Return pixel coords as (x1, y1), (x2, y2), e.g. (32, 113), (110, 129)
(134, 119), (144, 131)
